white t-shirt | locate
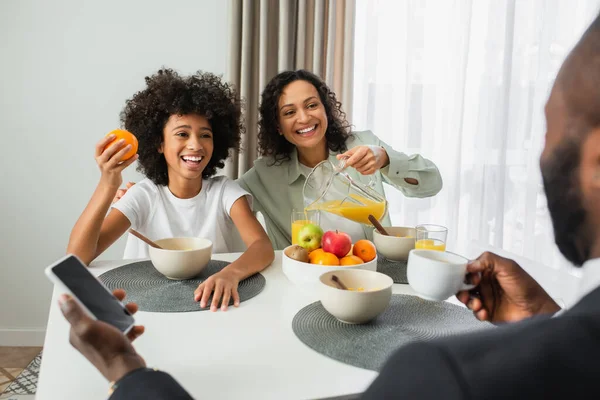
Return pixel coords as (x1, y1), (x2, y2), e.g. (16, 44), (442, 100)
(112, 176), (251, 259)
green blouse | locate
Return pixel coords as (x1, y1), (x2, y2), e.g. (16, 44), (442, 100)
(237, 130), (443, 250)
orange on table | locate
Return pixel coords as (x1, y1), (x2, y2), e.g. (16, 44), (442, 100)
(310, 251), (340, 266)
(105, 129), (138, 161)
(340, 255), (363, 266)
(352, 239), (376, 262)
(308, 248), (326, 263)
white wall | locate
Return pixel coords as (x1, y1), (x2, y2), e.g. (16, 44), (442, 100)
(0, 0), (230, 345)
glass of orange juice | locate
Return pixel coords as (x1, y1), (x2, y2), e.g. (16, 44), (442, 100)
(291, 209), (320, 245)
(415, 224), (447, 251)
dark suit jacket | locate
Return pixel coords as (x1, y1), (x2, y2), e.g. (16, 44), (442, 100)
(110, 370), (192, 399)
(111, 287), (600, 399)
(363, 286), (600, 399)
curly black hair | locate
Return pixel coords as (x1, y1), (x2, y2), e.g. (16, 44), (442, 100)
(120, 69), (243, 185)
(257, 69), (352, 165)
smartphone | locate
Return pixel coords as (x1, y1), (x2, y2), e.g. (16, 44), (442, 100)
(45, 254), (135, 334)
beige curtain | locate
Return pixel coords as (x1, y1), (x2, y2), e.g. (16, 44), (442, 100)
(224, 0), (356, 179)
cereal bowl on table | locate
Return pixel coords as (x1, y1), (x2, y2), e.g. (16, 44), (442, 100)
(372, 227), (416, 261)
(281, 245), (377, 287)
(318, 269), (393, 324)
(149, 237), (213, 280)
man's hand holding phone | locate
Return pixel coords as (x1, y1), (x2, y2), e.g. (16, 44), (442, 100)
(45, 255), (136, 333)
(46, 254), (145, 383)
(58, 289), (146, 383)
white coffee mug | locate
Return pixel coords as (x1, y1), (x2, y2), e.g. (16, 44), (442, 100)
(407, 249), (475, 301)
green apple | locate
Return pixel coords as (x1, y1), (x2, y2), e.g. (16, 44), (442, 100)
(297, 223), (324, 252)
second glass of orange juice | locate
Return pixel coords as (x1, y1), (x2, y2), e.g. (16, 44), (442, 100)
(415, 224), (447, 251)
(291, 209), (320, 245)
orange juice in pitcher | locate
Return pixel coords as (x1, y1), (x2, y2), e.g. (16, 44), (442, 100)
(307, 194), (386, 225)
(303, 157), (387, 226)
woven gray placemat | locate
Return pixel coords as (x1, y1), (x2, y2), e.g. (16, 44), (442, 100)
(377, 255), (407, 284)
(292, 294), (492, 371)
(99, 260), (265, 312)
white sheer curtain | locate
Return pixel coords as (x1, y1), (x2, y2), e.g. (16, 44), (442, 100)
(353, 0), (599, 270)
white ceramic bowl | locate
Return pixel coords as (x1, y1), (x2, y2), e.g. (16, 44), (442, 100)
(318, 269), (393, 324)
(282, 246), (377, 288)
(149, 237), (213, 280)
(372, 227), (416, 261)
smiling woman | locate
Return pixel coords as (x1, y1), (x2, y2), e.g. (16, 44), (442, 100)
(275, 80), (332, 165)
(237, 69), (444, 250)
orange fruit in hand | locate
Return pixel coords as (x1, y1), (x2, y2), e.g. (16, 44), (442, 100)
(353, 240), (377, 262)
(310, 251), (340, 266)
(104, 129), (138, 161)
(340, 255), (363, 266)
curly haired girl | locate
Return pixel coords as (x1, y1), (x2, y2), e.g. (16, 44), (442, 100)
(67, 69), (274, 312)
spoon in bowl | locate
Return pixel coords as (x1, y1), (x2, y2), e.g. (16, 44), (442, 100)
(368, 214), (390, 236)
(128, 229), (163, 249)
(331, 274), (349, 290)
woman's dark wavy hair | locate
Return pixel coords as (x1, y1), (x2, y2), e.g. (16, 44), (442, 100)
(120, 69), (243, 185)
(257, 69), (352, 165)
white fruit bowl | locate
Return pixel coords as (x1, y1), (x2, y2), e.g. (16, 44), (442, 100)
(282, 245), (378, 290)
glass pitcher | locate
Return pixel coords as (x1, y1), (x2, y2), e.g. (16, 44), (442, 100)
(302, 157), (387, 225)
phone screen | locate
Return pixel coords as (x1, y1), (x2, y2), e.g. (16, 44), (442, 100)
(51, 256), (134, 332)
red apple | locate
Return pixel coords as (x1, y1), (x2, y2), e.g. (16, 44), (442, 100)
(321, 230), (352, 258)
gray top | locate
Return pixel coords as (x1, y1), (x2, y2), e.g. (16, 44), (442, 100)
(238, 130), (443, 250)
